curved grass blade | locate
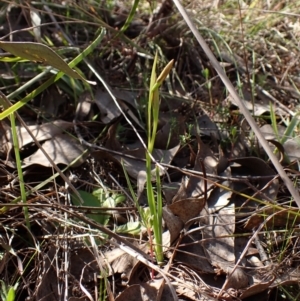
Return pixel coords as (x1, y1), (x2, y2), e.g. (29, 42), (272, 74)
(118, 0), (139, 34)
(0, 92), (30, 229)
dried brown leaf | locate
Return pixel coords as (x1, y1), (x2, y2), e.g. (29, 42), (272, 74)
(261, 123), (300, 161)
(94, 89), (121, 123)
(39, 86), (66, 118)
(240, 276), (275, 299)
(168, 199), (205, 224)
(162, 206), (184, 249)
(222, 266), (249, 290)
(192, 114), (220, 140)
(127, 147), (179, 179)
(92, 122), (180, 179)
(2, 120), (72, 152)
(70, 248), (100, 283)
(22, 133), (85, 167)
(154, 112), (186, 149)
(116, 272), (166, 301)
(104, 244), (149, 283)
(201, 200), (249, 290)
(202, 204), (235, 265)
(94, 89), (141, 126)
(1, 120), (85, 167)
(114, 284), (144, 301)
(231, 157), (279, 202)
(126, 267), (166, 301)
(172, 139), (219, 203)
(228, 89), (286, 116)
(94, 145), (180, 180)
(175, 231), (215, 274)
(115, 283), (162, 301)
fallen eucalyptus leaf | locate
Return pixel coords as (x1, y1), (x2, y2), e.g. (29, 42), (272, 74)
(22, 134), (85, 167)
(162, 206), (183, 249)
(2, 120), (72, 152)
(94, 89), (143, 127)
(168, 199), (205, 224)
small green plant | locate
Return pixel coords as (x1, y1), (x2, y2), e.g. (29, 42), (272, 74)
(123, 53), (174, 266)
(179, 122), (193, 145)
(71, 188), (126, 226)
(146, 53), (174, 264)
(0, 280), (17, 301)
(202, 68), (213, 104)
(270, 102), (300, 163)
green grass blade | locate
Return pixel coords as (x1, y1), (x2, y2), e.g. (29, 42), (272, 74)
(10, 112), (30, 229)
(154, 165), (163, 264)
(7, 67), (52, 100)
(0, 92), (30, 228)
(270, 102), (279, 139)
(118, 0), (140, 34)
(281, 112), (300, 145)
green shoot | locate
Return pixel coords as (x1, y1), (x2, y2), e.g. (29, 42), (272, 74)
(146, 52), (174, 264)
(202, 68), (213, 104)
(0, 92), (30, 229)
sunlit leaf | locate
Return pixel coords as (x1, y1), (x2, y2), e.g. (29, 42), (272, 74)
(6, 287), (15, 301)
(0, 41), (91, 84)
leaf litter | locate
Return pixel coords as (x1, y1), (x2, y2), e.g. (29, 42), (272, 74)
(0, 1), (300, 300)
(1, 120), (85, 167)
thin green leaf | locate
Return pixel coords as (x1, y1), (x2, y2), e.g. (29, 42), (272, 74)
(0, 57), (29, 63)
(118, 0), (140, 34)
(281, 112), (300, 145)
(154, 165), (163, 264)
(270, 102), (279, 139)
